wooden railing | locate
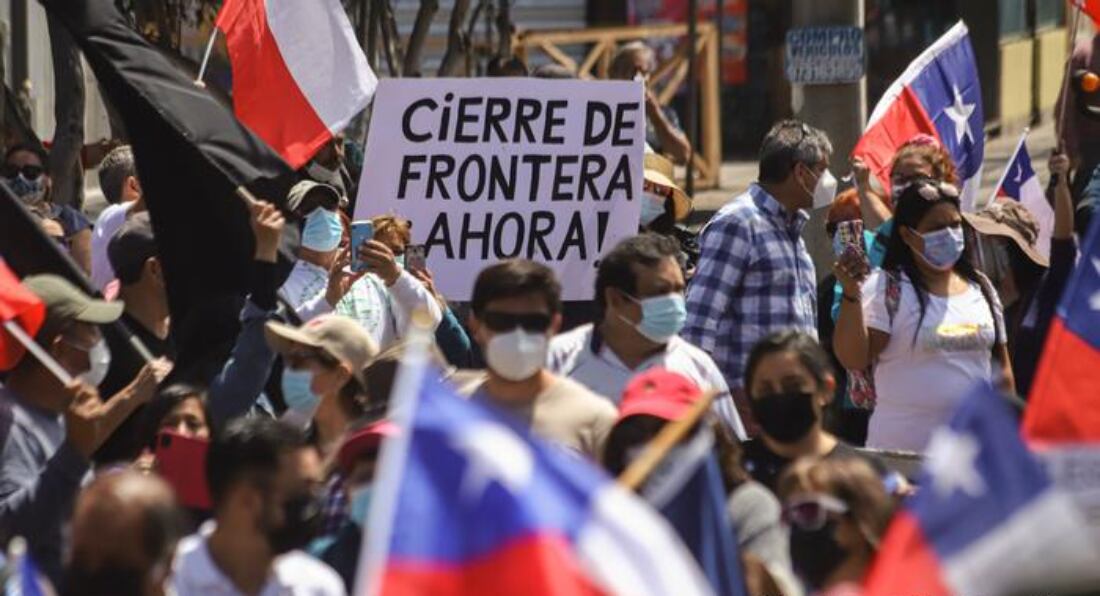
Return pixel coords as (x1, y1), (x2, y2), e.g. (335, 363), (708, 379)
(513, 23), (722, 190)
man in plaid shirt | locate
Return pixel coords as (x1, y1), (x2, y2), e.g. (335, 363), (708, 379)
(683, 120), (834, 434)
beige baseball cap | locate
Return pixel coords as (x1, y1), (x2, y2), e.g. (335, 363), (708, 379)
(264, 314), (379, 381)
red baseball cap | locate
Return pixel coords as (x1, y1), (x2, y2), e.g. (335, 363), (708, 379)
(337, 420), (399, 475)
(618, 368), (702, 422)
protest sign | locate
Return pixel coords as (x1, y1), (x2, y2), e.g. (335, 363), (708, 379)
(353, 78), (645, 300)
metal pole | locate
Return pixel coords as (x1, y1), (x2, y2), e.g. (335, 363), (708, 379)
(1057, 3), (1083, 150)
(686, 0), (698, 197)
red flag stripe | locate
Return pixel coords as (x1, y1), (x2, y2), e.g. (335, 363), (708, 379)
(862, 512), (953, 596)
(852, 86), (939, 193)
(1023, 318), (1100, 443)
(217, 0), (331, 168)
(0, 260), (46, 370)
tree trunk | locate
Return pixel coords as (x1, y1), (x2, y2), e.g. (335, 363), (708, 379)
(495, 0), (514, 59)
(403, 0), (439, 77)
(46, 14), (86, 209)
(437, 0), (471, 76)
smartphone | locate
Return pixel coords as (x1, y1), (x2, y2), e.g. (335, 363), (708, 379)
(833, 220), (864, 257)
(406, 244), (427, 272)
(155, 430), (212, 510)
(350, 220), (374, 273)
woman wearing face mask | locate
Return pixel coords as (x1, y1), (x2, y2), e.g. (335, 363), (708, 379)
(741, 330), (887, 493)
(264, 314), (380, 454)
(308, 419), (396, 592)
(3, 144), (93, 274)
(777, 457), (893, 594)
(834, 179), (1013, 452)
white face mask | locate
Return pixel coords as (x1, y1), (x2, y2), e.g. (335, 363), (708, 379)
(485, 329), (548, 382)
(79, 339), (112, 387)
(811, 167), (838, 209)
(640, 192), (667, 226)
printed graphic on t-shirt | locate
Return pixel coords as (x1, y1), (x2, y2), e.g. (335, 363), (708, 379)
(920, 322), (993, 353)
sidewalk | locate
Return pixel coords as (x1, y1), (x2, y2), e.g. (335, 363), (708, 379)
(688, 119), (1059, 224)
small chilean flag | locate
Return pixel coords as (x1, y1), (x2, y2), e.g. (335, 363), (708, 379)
(359, 360), (711, 595)
(0, 259), (45, 370)
(1023, 204), (1100, 443)
(1074, 0), (1100, 28)
(991, 131), (1054, 260)
(853, 22), (984, 211)
(215, 0), (378, 169)
(864, 384), (1100, 596)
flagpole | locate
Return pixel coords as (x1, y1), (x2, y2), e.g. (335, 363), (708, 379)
(618, 391), (715, 491)
(194, 28), (219, 86)
(986, 127), (1031, 207)
(1057, 4), (1084, 150)
(3, 320), (74, 385)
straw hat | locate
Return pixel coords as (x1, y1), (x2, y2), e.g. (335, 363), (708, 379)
(643, 153), (691, 222)
(962, 199), (1048, 267)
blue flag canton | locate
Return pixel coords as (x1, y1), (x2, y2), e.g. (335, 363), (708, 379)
(387, 371), (609, 563)
(908, 384), (1051, 560)
(1058, 208), (1100, 350)
(908, 32), (984, 181)
(997, 143), (1036, 200)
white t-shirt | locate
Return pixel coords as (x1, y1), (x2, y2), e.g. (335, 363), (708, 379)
(90, 202), (132, 291)
(861, 270), (1004, 452)
(548, 324), (747, 440)
(172, 522), (345, 596)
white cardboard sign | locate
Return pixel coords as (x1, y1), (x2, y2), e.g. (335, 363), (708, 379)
(353, 78), (645, 301)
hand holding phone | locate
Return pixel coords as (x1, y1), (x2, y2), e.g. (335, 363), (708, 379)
(406, 244), (427, 272)
(155, 430), (212, 510)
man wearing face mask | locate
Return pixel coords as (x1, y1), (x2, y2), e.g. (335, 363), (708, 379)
(549, 234), (747, 439)
(684, 120), (833, 436)
(0, 274), (126, 584)
(461, 260), (617, 459)
(172, 417), (342, 595)
(281, 180), (359, 322)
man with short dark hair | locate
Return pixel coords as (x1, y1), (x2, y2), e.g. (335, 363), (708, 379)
(463, 260), (617, 459)
(549, 234), (745, 438)
(64, 470), (184, 596)
(172, 417), (342, 595)
(683, 120), (834, 434)
(91, 145), (144, 291)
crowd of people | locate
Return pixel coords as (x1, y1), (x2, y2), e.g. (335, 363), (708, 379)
(0, 37), (1096, 596)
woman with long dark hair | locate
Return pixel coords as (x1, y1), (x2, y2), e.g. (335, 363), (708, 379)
(832, 179), (1013, 451)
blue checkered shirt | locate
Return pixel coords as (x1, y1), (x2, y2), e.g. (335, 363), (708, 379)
(683, 184), (818, 391)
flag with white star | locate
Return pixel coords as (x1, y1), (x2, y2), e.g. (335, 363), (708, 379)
(853, 21), (985, 211)
(864, 383), (1100, 596)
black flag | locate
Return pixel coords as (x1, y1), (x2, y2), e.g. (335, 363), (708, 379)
(38, 0), (296, 372)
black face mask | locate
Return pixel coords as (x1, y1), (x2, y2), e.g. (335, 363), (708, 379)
(265, 492), (322, 554)
(749, 391), (818, 443)
(63, 564), (147, 596)
(790, 519), (849, 590)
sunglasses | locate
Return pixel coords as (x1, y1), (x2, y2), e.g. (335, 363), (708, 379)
(2, 164), (45, 180)
(480, 311), (552, 333)
(782, 494), (849, 531)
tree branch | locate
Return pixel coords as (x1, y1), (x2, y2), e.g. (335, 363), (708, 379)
(437, 0), (471, 76)
(46, 14), (86, 209)
(402, 0), (438, 77)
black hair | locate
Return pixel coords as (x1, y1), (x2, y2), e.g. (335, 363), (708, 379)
(206, 417), (305, 507)
(140, 383), (210, 449)
(486, 55), (529, 77)
(882, 178), (985, 343)
(4, 142), (48, 165)
(595, 233), (681, 318)
(471, 259), (562, 316)
(743, 330), (835, 395)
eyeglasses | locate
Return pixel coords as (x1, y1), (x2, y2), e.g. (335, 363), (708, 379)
(782, 493), (849, 531)
(2, 164), (44, 180)
(480, 311), (552, 333)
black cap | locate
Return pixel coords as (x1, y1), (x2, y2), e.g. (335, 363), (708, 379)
(108, 211), (158, 285)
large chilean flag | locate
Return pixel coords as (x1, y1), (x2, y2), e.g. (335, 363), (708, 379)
(853, 21), (984, 211)
(1023, 201), (1100, 442)
(863, 384), (1100, 596)
(358, 356), (711, 595)
(216, 0), (377, 169)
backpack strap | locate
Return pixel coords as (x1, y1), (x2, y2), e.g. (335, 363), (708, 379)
(972, 270), (1006, 346)
(884, 269), (903, 329)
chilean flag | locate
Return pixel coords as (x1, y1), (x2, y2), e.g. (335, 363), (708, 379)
(991, 131), (1054, 260)
(863, 383), (1100, 596)
(1023, 202), (1100, 443)
(0, 259), (45, 370)
(215, 0), (377, 168)
(1074, 0), (1100, 28)
(853, 21), (984, 211)
(358, 356), (711, 595)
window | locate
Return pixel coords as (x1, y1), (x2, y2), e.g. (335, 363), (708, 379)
(999, 0), (1028, 39)
(1036, 0), (1066, 30)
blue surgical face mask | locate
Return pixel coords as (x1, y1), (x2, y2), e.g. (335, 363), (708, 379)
(619, 292), (687, 344)
(348, 485), (373, 527)
(917, 225), (964, 271)
(640, 192), (667, 226)
(281, 368), (321, 415)
(301, 208), (343, 252)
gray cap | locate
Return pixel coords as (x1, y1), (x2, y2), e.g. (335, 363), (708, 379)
(286, 180), (341, 216)
(22, 274), (123, 340)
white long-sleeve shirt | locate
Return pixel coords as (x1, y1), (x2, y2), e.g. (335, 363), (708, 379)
(280, 260), (442, 349)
